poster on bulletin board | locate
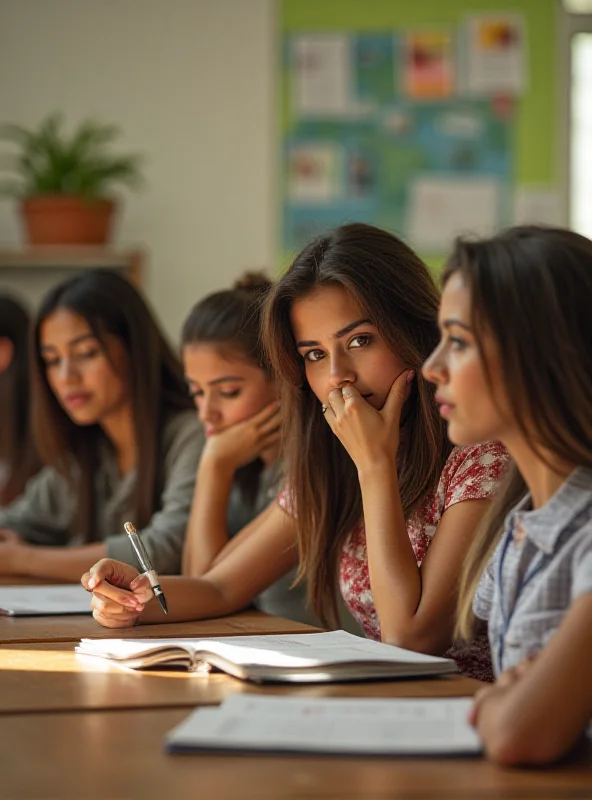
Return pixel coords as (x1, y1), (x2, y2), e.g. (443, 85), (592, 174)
(281, 22), (521, 256)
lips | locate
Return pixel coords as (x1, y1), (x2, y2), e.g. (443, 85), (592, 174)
(63, 393), (92, 410)
(434, 394), (454, 418)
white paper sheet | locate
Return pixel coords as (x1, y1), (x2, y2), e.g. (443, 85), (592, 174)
(77, 630), (454, 668)
(407, 176), (500, 252)
(0, 585), (92, 616)
(165, 694), (482, 755)
(292, 34), (351, 116)
(514, 187), (563, 226)
(464, 13), (527, 95)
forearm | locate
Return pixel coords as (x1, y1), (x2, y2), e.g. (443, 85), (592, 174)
(359, 464), (429, 650)
(15, 542), (108, 582)
(183, 456), (235, 577)
(138, 574), (248, 624)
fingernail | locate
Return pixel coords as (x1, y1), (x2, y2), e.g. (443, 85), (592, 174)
(406, 370), (416, 384)
(342, 386), (353, 398)
(87, 577), (97, 589)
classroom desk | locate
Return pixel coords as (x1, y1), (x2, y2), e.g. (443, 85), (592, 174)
(0, 608), (319, 645)
(0, 640), (483, 715)
(2, 707), (591, 799)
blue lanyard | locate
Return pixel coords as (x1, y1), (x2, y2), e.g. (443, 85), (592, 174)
(496, 520), (548, 674)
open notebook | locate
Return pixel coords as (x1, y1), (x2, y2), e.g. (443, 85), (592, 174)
(165, 694), (482, 755)
(75, 630), (458, 684)
(0, 585), (92, 616)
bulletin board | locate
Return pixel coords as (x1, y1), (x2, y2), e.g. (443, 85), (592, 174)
(280, 0), (559, 263)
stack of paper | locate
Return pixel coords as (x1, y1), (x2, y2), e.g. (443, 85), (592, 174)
(165, 694), (482, 756)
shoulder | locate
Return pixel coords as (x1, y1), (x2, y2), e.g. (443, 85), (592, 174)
(441, 442), (510, 510)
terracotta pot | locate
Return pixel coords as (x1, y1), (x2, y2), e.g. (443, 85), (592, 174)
(20, 195), (116, 245)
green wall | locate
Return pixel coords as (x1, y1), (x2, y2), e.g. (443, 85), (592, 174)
(281, 0), (558, 187)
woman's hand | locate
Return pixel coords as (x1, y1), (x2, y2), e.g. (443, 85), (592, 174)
(81, 558), (152, 629)
(468, 654), (538, 726)
(202, 401), (281, 472)
(323, 370), (414, 474)
(0, 529), (27, 576)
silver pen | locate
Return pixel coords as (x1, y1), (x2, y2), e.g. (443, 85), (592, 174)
(124, 521), (168, 614)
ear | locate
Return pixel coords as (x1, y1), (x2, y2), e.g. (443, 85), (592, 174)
(0, 338), (15, 374)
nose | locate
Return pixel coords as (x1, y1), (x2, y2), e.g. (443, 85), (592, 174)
(422, 342), (447, 385)
(328, 351), (356, 391)
(56, 356), (79, 386)
(197, 393), (220, 425)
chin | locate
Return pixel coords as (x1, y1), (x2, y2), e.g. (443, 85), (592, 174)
(66, 409), (101, 426)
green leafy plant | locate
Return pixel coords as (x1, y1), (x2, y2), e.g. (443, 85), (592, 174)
(0, 112), (144, 199)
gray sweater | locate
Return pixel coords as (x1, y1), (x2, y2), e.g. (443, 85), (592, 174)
(0, 412), (317, 625)
(0, 410), (202, 574)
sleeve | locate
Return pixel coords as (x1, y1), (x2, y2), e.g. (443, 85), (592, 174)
(472, 550), (497, 621)
(572, 530), (592, 602)
(0, 467), (73, 546)
(105, 413), (204, 574)
(444, 441), (510, 511)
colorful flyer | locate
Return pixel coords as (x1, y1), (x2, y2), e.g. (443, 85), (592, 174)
(402, 31), (454, 100)
(464, 13), (527, 95)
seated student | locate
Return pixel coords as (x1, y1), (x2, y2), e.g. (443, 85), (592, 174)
(0, 270), (200, 581)
(83, 224), (507, 679)
(180, 272), (315, 623)
(0, 295), (40, 506)
(423, 225), (592, 766)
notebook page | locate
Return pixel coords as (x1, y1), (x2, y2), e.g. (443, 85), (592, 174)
(0, 585), (92, 616)
(165, 695), (482, 755)
(78, 630), (454, 668)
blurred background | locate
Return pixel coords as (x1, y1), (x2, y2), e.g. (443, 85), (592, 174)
(0, 0), (590, 342)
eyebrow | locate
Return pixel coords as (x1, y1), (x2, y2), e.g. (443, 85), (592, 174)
(296, 318), (373, 348)
(186, 375), (246, 387)
(442, 318), (472, 332)
(40, 333), (98, 352)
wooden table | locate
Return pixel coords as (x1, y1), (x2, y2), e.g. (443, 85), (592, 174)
(0, 640), (483, 715)
(0, 608), (319, 644)
(2, 708), (590, 799)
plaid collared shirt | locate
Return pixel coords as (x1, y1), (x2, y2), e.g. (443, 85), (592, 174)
(474, 467), (592, 676)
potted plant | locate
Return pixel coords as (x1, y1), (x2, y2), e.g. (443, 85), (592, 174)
(0, 112), (143, 245)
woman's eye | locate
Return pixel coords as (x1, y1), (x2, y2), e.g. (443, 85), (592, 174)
(303, 349), (325, 363)
(189, 389), (203, 400)
(220, 389), (241, 399)
(42, 358), (60, 369)
(349, 334), (371, 349)
(75, 349), (100, 361)
(449, 336), (468, 351)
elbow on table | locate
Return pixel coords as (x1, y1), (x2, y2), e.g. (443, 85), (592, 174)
(483, 725), (576, 768)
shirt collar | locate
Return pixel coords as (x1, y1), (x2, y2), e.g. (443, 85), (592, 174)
(507, 466), (592, 555)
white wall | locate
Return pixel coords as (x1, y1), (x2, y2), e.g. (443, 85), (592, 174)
(0, 0), (276, 342)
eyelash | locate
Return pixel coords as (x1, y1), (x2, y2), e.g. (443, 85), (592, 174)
(449, 336), (468, 351)
(43, 349), (100, 368)
(302, 333), (373, 363)
(189, 389), (242, 400)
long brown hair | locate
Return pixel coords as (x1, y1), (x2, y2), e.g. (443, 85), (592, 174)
(31, 269), (193, 542)
(451, 225), (592, 638)
(181, 271), (273, 506)
(0, 296), (40, 504)
(263, 223), (450, 626)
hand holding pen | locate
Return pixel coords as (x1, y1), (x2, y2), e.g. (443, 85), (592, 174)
(123, 522), (168, 614)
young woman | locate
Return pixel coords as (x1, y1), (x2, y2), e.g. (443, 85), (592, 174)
(0, 295), (40, 505)
(180, 273), (315, 623)
(0, 270), (200, 581)
(423, 225), (592, 766)
(82, 224), (506, 677)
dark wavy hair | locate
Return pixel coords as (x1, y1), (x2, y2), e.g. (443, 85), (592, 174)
(31, 269), (193, 542)
(263, 223), (451, 626)
(450, 226), (592, 638)
(181, 271), (274, 505)
(0, 296), (40, 504)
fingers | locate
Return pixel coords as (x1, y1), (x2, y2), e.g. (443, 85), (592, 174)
(382, 369), (415, 419)
(93, 574), (152, 606)
(253, 400), (281, 427)
(86, 558), (140, 592)
(468, 684), (495, 727)
(92, 589), (143, 616)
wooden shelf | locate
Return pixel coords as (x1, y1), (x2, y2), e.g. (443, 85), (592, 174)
(0, 246), (144, 287)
